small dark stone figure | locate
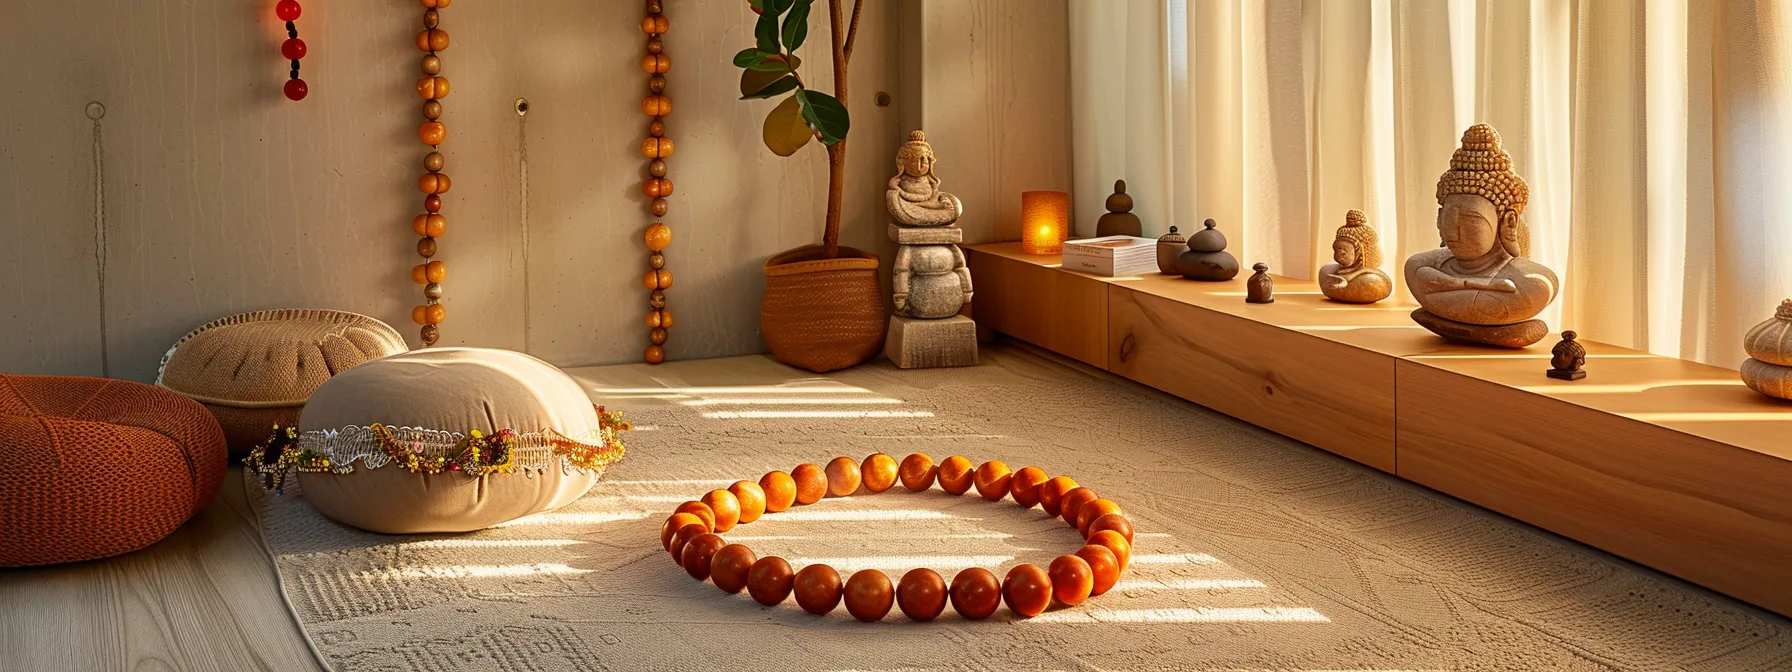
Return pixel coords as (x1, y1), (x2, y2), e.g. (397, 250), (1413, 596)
(1175, 219), (1241, 281)
(1095, 180), (1144, 237)
(1547, 330), (1587, 380)
(1246, 263), (1274, 304)
(1156, 225), (1186, 275)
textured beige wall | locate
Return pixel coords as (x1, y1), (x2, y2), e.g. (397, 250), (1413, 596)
(0, 0), (1067, 380)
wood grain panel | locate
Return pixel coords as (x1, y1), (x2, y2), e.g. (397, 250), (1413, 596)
(966, 249), (1107, 368)
(1107, 285), (1398, 472)
(1396, 360), (1792, 616)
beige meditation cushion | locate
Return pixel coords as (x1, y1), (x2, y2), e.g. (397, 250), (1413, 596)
(295, 347), (609, 534)
(158, 309), (408, 453)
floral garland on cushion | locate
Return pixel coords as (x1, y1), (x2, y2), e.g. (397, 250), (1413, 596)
(247, 406), (631, 494)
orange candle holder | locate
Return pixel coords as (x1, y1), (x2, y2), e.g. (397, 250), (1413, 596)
(1020, 190), (1070, 255)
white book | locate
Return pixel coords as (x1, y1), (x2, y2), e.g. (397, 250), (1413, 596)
(1061, 236), (1158, 277)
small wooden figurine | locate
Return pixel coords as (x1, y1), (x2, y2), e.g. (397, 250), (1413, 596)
(1174, 219), (1240, 281)
(1095, 180), (1144, 237)
(1246, 263), (1274, 304)
(1156, 226), (1185, 276)
(1547, 331), (1586, 380)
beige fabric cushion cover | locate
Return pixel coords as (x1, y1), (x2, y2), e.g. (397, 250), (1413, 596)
(158, 309), (408, 453)
(296, 348), (601, 534)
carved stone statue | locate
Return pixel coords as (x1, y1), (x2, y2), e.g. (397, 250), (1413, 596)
(1404, 124), (1560, 348)
(1095, 180), (1143, 237)
(884, 130), (978, 369)
(1175, 219), (1240, 281)
(1547, 331), (1586, 380)
(1318, 210), (1392, 304)
(887, 131), (964, 228)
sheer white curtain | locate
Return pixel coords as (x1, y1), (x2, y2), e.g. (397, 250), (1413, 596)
(1071, 0), (1792, 368)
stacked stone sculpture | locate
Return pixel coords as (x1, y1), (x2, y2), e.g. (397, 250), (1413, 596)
(885, 130), (978, 369)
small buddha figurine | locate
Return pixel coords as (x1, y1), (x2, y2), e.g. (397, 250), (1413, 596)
(1095, 180), (1144, 237)
(1318, 210), (1393, 304)
(1404, 124), (1560, 348)
(886, 130), (964, 227)
(1175, 219), (1240, 281)
(1246, 263), (1274, 304)
(1547, 331), (1587, 380)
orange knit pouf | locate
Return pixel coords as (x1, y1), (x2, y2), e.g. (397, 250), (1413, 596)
(0, 375), (227, 567)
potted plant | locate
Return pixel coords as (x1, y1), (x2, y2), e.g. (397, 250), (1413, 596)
(735, 0), (882, 373)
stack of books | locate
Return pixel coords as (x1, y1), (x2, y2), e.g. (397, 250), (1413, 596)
(1061, 236), (1159, 277)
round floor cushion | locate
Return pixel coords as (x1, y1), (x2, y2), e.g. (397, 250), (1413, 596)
(157, 309), (409, 454)
(0, 375), (227, 567)
(290, 348), (621, 534)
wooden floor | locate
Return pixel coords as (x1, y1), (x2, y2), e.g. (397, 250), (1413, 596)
(0, 466), (323, 672)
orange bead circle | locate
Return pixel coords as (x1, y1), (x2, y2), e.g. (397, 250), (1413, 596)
(973, 460), (1013, 502)
(936, 455), (975, 495)
(860, 453), (899, 493)
(759, 470), (797, 512)
(824, 456), (861, 497)
(898, 453), (937, 491)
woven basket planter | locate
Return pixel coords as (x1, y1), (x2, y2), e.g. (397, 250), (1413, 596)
(761, 244), (886, 373)
(157, 309), (409, 453)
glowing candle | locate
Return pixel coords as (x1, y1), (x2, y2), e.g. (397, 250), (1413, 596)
(1020, 191), (1070, 255)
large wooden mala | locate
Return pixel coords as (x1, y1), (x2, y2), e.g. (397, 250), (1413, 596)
(410, 0), (453, 346)
(640, 0), (674, 364)
(658, 454), (1137, 622)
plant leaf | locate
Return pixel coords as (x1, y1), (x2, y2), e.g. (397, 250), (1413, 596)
(763, 95), (813, 157)
(795, 89), (850, 145)
(768, 0), (795, 16)
(733, 48), (764, 69)
(745, 52), (799, 72)
(741, 75), (799, 100)
(782, 0), (813, 51)
(754, 11), (780, 53)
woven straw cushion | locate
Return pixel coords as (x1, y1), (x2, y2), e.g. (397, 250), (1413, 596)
(0, 375), (227, 567)
(296, 348), (603, 534)
(158, 309), (408, 454)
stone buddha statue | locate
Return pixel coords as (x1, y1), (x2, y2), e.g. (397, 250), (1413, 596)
(1404, 124), (1560, 348)
(1318, 210), (1392, 304)
(887, 130), (964, 227)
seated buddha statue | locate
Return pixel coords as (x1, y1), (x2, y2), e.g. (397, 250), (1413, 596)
(887, 131), (964, 227)
(1404, 124), (1559, 347)
(1318, 209), (1392, 304)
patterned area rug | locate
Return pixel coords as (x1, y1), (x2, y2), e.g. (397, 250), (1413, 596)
(253, 345), (1792, 671)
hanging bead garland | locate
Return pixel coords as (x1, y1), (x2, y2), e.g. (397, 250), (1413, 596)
(411, 0), (452, 346)
(640, 0), (674, 365)
(276, 0), (308, 101)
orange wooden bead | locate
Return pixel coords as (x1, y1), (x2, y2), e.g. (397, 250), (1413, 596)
(844, 569), (894, 622)
(747, 556), (795, 606)
(860, 453), (898, 493)
(936, 455), (975, 495)
(1048, 554), (1094, 606)
(1088, 530), (1133, 572)
(641, 14), (669, 35)
(1037, 476), (1079, 517)
(640, 53), (671, 74)
(419, 121), (446, 145)
(641, 95), (671, 117)
(1060, 487), (1100, 529)
(1077, 499), (1124, 537)
(680, 533), (726, 580)
(791, 463), (827, 505)
(1009, 466), (1049, 508)
(644, 222), (672, 251)
(411, 305), (428, 325)
(425, 214), (446, 238)
(642, 268), (672, 290)
(700, 489), (741, 532)
(793, 564), (842, 615)
(759, 470), (797, 512)
(412, 214), (429, 236)
(415, 29), (449, 52)
(640, 137), (675, 159)
(644, 345), (666, 364)
(660, 512), (708, 551)
(949, 567), (1001, 620)
(973, 460), (1013, 502)
(643, 177), (673, 198)
(416, 75), (450, 100)
(646, 309), (673, 329)
(418, 173), (452, 194)
(897, 568), (947, 621)
(424, 303), (446, 325)
(1002, 564), (1053, 618)
(411, 264), (429, 285)
(898, 453), (937, 491)
(668, 523), (708, 565)
(1076, 544), (1121, 596)
(1086, 512), (1134, 543)
(421, 0), (452, 8)
(728, 480), (766, 524)
(710, 544), (757, 594)
(825, 456), (861, 497)
(673, 501), (716, 531)
(426, 260), (447, 283)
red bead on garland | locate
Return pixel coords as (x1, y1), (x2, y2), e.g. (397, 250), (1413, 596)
(277, 0), (307, 101)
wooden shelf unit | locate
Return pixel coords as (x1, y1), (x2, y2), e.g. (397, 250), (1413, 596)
(965, 241), (1792, 617)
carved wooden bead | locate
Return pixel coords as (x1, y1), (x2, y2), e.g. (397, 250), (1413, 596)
(425, 151), (445, 172)
(647, 37), (663, 54)
(421, 54), (442, 75)
(641, 137), (674, 158)
(643, 269), (672, 290)
(643, 178), (673, 198)
(650, 290), (666, 309)
(417, 236), (437, 257)
(649, 119), (665, 137)
(425, 282), (443, 300)
(419, 173), (452, 194)
(641, 14), (668, 35)
(425, 193), (442, 213)
(642, 95), (671, 116)
(646, 309), (672, 329)
(650, 253), (666, 269)
(649, 159), (667, 177)
(417, 76), (450, 99)
(644, 345), (665, 364)
(415, 29), (449, 52)
(423, 100), (442, 120)
(424, 8), (439, 28)
(651, 327), (668, 345)
(649, 75), (667, 93)
(651, 198), (669, 216)
(421, 324), (439, 345)
(641, 53), (670, 74)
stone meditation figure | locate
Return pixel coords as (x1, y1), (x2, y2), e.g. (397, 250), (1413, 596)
(1404, 124), (1560, 348)
(1318, 210), (1392, 304)
(1095, 180), (1144, 237)
(887, 130), (964, 228)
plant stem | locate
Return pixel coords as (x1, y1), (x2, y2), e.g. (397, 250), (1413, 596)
(821, 0), (852, 258)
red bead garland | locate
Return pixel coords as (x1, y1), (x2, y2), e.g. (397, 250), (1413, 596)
(641, 0), (672, 364)
(277, 0), (307, 101)
(659, 453), (1137, 621)
(410, 0), (452, 345)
